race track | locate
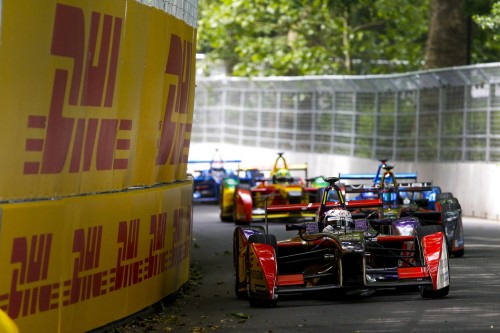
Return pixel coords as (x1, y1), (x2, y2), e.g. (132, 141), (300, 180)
(113, 204), (500, 333)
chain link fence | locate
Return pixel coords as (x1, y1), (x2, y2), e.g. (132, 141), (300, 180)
(193, 63), (500, 163)
(137, 0), (198, 27)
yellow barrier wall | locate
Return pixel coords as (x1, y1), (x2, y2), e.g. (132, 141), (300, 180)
(0, 0), (196, 201)
(0, 0), (196, 331)
(0, 182), (193, 332)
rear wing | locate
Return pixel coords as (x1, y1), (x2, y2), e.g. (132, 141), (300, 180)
(237, 163), (308, 183)
(237, 163), (308, 172)
(265, 198), (382, 214)
(188, 159), (242, 164)
(343, 182), (435, 193)
(188, 159), (242, 173)
(398, 182), (434, 192)
(339, 172), (418, 181)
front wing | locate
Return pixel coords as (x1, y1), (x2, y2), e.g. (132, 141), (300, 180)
(244, 230), (449, 304)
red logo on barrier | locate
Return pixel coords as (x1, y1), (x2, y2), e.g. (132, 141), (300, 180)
(0, 234), (58, 319)
(63, 226), (107, 305)
(146, 212), (168, 278)
(0, 204), (192, 317)
(110, 219), (144, 291)
(156, 34), (193, 166)
(24, 4), (131, 175)
(168, 209), (190, 269)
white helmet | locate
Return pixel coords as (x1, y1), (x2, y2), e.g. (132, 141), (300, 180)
(323, 209), (353, 232)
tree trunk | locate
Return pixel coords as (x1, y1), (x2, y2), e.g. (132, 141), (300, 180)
(424, 0), (468, 69)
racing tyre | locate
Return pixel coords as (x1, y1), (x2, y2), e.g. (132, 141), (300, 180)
(415, 225), (445, 242)
(247, 234), (278, 307)
(220, 213), (233, 222)
(233, 227), (266, 299)
(415, 225), (450, 298)
(452, 248), (465, 258)
(247, 233), (277, 250)
(233, 227), (247, 299)
(439, 198), (463, 257)
(219, 184), (234, 222)
(420, 281), (450, 299)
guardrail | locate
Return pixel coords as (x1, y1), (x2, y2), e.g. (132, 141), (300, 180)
(137, 0), (198, 27)
(193, 63), (500, 163)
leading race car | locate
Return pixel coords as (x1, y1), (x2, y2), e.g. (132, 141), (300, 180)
(341, 164), (465, 257)
(220, 152), (319, 224)
(233, 177), (450, 307)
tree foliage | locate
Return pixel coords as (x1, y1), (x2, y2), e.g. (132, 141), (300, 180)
(472, 0), (500, 37)
(197, 0), (500, 77)
(467, 0), (500, 64)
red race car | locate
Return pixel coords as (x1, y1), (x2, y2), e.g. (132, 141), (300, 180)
(233, 177), (450, 307)
(221, 152), (319, 224)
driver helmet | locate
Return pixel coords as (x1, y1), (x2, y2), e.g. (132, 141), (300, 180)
(210, 160), (224, 171)
(312, 177), (329, 188)
(273, 168), (292, 184)
(322, 209), (353, 233)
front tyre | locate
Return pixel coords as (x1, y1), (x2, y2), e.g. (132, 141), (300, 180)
(233, 227), (247, 299)
(452, 248), (465, 258)
(220, 183), (235, 222)
(420, 284), (450, 299)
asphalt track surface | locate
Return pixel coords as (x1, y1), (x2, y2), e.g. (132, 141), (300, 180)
(111, 204), (500, 333)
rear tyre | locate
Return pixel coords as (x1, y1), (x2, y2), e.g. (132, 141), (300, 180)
(452, 248), (465, 258)
(415, 225), (450, 298)
(233, 228), (247, 299)
(247, 234), (278, 307)
(415, 225), (445, 240)
(219, 184), (234, 222)
(220, 214), (233, 222)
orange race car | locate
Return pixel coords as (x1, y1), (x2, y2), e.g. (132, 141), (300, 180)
(219, 152), (321, 224)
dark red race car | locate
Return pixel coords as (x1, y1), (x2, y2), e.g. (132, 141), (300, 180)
(233, 177), (450, 307)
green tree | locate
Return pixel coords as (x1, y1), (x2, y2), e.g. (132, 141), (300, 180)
(470, 0), (500, 64)
(198, 0), (429, 76)
(197, 0), (500, 76)
(472, 1), (500, 40)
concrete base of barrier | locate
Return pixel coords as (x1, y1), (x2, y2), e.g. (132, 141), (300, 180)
(0, 181), (193, 333)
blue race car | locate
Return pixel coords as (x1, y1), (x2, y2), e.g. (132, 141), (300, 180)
(189, 149), (241, 203)
(340, 161), (464, 257)
(339, 159), (438, 204)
